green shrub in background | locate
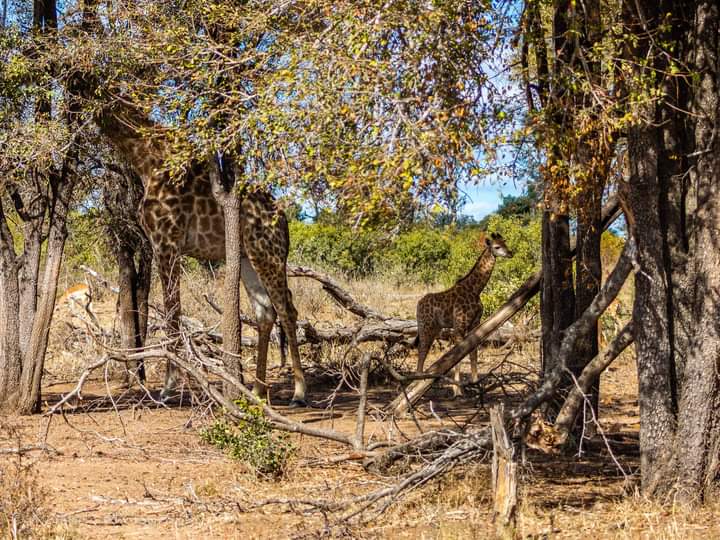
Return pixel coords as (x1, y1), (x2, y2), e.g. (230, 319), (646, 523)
(200, 399), (294, 478)
(289, 221), (385, 278)
(387, 227), (452, 284)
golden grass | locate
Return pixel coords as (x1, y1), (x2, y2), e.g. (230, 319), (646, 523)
(38, 264), (717, 539)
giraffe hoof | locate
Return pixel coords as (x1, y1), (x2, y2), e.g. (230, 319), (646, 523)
(159, 388), (177, 403)
(288, 399), (308, 408)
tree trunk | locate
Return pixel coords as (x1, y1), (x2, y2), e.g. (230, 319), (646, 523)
(209, 156), (244, 397)
(116, 244), (146, 382)
(0, 200), (24, 411)
(572, 180), (604, 433)
(106, 170), (153, 384)
(673, 0), (720, 502)
(540, 209), (575, 419)
(16, 169), (76, 414)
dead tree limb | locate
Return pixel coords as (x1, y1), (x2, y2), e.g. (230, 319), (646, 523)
(45, 355), (114, 415)
(287, 265), (386, 320)
(389, 195), (622, 416)
(491, 404), (518, 540)
(552, 320), (635, 443)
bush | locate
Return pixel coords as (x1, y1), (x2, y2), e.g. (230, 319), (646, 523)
(387, 227), (452, 284)
(200, 399), (294, 478)
(289, 221), (384, 278)
(0, 423), (48, 538)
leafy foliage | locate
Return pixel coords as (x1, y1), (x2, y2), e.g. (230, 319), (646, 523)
(289, 221), (384, 278)
(200, 400), (294, 478)
(60, 0), (515, 227)
(387, 228), (452, 285)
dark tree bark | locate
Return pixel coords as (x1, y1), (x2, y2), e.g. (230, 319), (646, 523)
(573, 184), (604, 432)
(673, 0), (720, 502)
(104, 168), (152, 383)
(16, 166), (76, 414)
(622, 0), (720, 499)
(623, 0), (686, 495)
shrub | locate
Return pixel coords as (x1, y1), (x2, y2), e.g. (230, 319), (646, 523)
(0, 423), (48, 538)
(200, 399), (294, 478)
(289, 221), (384, 278)
(387, 226), (452, 284)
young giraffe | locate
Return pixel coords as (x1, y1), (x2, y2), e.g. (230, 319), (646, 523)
(95, 104), (307, 406)
(415, 232), (513, 396)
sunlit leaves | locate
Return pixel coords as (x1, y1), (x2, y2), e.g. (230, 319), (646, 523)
(65, 0), (510, 228)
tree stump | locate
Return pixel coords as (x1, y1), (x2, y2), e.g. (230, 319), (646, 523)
(491, 404), (518, 540)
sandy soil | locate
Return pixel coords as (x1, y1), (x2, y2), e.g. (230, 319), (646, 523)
(3, 282), (716, 539)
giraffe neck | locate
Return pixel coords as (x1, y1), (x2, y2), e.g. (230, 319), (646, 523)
(456, 247), (496, 295)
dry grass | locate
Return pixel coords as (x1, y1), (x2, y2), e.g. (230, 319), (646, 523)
(26, 265), (715, 538)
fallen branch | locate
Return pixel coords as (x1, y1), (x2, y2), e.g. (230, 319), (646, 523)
(551, 320), (635, 444)
(0, 444), (59, 456)
(339, 428), (492, 524)
(288, 265), (386, 320)
(45, 355), (115, 415)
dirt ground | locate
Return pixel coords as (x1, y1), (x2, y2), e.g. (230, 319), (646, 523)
(2, 278), (719, 539)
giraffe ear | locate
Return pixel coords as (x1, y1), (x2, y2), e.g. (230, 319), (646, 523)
(484, 236), (491, 247)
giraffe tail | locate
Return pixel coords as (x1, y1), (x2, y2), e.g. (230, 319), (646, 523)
(411, 334), (419, 348)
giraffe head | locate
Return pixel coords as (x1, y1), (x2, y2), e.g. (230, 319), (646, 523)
(483, 232), (513, 258)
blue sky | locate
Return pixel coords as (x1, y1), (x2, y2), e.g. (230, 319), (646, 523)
(460, 174), (524, 220)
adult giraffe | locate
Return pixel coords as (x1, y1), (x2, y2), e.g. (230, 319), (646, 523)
(94, 102), (307, 406)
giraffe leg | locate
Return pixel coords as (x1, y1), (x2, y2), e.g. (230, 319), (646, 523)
(468, 309), (483, 384)
(416, 324), (436, 373)
(470, 347), (479, 384)
(244, 258), (307, 407)
(453, 363), (464, 398)
(277, 289), (306, 407)
(241, 258), (275, 401)
(451, 334), (467, 398)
